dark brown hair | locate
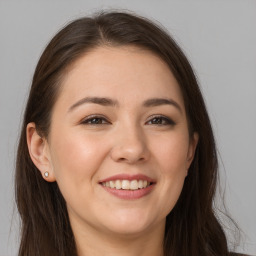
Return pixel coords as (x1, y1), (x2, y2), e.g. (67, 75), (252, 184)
(16, 10), (236, 256)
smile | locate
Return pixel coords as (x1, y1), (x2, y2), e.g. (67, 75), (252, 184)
(101, 180), (151, 190)
(99, 174), (156, 199)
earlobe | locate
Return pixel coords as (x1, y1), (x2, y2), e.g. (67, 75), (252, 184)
(186, 132), (199, 170)
(26, 122), (56, 182)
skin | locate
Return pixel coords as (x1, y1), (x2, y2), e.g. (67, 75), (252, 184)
(27, 46), (198, 256)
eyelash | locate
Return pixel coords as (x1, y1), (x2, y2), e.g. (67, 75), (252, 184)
(80, 114), (176, 126)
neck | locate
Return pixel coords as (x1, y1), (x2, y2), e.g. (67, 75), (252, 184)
(71, 218), (165, 256)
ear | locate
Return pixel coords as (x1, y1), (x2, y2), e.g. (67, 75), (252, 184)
(26, 122), (56, 182)
(186, 132), (199, 171)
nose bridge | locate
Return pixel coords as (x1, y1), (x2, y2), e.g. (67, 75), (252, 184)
(110, 120), (149, 164)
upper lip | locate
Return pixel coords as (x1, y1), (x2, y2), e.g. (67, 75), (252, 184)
(98, 174), (156, 183)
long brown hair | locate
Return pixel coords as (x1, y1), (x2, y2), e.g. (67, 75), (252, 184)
(16, 10), (236, 256)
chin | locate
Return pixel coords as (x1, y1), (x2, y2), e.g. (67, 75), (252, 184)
(105, 222), (150, 237)
(100, 209), (159, 236)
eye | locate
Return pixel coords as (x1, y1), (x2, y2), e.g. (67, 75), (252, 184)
(80, 115), (110, 125)
(146, 115), (176, 126)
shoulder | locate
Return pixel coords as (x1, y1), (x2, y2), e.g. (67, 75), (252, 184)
(230, 252), (252, 256)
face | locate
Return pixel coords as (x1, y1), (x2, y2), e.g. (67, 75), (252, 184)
(42, 46), (198, 237)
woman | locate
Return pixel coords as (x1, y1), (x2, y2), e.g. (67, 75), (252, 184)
(15, 10), (244, 256)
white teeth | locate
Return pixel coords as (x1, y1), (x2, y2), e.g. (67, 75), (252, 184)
(115, 180), (122, 190)
(109, 180), (115, 188)
(101, 179), (151, 190)
(121, 180), (130, 189)
(138, 180), (143, 189)
(130, 180), (138, 190)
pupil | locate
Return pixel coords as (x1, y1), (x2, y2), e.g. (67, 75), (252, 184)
(153, 118), (161, 124)
(93, 118), (101, 124)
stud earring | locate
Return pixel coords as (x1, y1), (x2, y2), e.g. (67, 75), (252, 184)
(44, 171), (49, 178)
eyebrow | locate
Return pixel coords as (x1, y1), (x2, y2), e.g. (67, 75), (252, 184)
(68, 96), (182, 113)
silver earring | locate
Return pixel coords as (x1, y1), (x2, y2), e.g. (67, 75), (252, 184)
(44, 171), (49, 178)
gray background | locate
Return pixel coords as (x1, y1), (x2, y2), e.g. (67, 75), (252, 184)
(0, 1), (255, 255)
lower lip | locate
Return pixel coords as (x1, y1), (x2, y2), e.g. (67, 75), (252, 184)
(101, 184), (155, 200)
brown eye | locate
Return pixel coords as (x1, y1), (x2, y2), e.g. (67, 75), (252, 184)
(147, 116), (176, 126)
(81, 115), (110, 125)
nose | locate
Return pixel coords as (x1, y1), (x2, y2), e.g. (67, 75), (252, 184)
(110, 125), (150, 164)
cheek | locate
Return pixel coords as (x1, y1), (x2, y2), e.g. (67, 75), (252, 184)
(154, 132), (189, 176)
(48, 130), (111, 213)
(151, 132), (189, 214)
(49, 130), (108, 184)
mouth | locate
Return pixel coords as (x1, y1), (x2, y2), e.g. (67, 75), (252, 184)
(100, 179), (153, 190)
(98, 174), (156, 199)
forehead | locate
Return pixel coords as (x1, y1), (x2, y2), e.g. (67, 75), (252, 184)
(56, 46), (185, 109)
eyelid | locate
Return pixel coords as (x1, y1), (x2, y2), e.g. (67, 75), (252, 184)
(80, 114), (110, 125)
(146, 114), (176, 125)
